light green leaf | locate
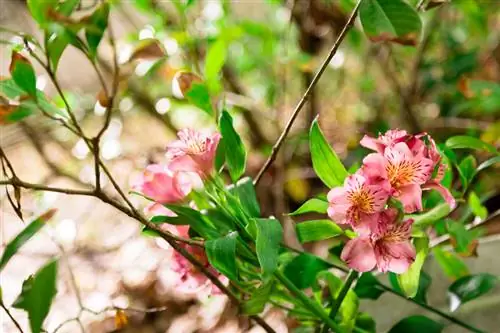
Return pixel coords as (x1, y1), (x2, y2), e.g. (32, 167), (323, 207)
(0, 78), (25, 99)
(27, 0), (58, 26)
(468, 192), (488, 220)
(310, 118), (347, 188)
(185, 83), (214, 116)
(85, 3), (110, 59)
(10, 52), (37, 98)
(432, 247), (469, 281)
(359, 0), (422, 46)
(242, 282), (273, 315)
(296, 219), (342, 243)
(205, 232), (238, 281)
(204, 39), (226, 93)
(228, 177), (260, 218)
(248, 218), (283, 281)
(289, 198), (329, 216)
(410, 203), (451, 227)
(13, 259), (58, 333)
(219, 110), (246, 181)
(388, 315), (444, 333)
(475, 155), (500, 174)
(458, 155), (477, 190)
(0, 210), (56, 272)
(446, 135), (498, 154)
(448, 274), (498, 312)
(397, 237), (429, 298)
(162, 204), (219, 239)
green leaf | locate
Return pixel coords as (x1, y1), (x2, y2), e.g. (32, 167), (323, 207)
(468, 192), (488, 220)
(10, 52), (37, 98)
(57, 0), (81, 16)
(388, 315), (444, 333)
(0, 78), (25, 99)
(162, 204), (219, 239)
(295, 220), (342, 243)
(13, 259), (58, 333)
(219, 110), (246, 181)
(355, 312), (376, 333)
(242, 282), (274, 315)
(185, 83), (214, 116)
(0, 210), (55, 272)
(205, 232), (238, 281)
(354, 273), (384, 300)
(283, 253), (332, 289)
(410, 203), (452, 227)
(214, 137), (226, 171)
(46, 24), (82, 71)
(432, 247), (469, 280)
(475, 155), (500, 175)
(310, 119), (348, 188)
(6, 104), (34, 122)
(447, 220), (482, 256)
(204, 39), (226, 93)
(27, 0), (57, 26)
(397, 237), (429, 298)
(289, 198), (329, 216)
(359, 0), (422, 46)
(391, 270), (431, 304)
(446, 135), (498, 154)
(85, 3), (110, 59)
(457, 155), (477, 190)
(448, 274), (498, 312)
(229, 177), (261, 218)
(248, 218), (283, 281)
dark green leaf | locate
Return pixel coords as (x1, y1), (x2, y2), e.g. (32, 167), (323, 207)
(5, 104), (34, 122)
(446, 135), (498, 154)
(85, 3), (110, 59)
(296, 219), (342, 243)
(248, 218), (283, 281)
(242, 282), (273, 315)
(229, 177), (260, 218)
(0, 210), (55, 272)
(355, 312), (376, 333)
(214, 137), (225, 171)
(219, 110), (246, 181)
(13, 259), (58, 333)
(10, 52), (37, 98)
(448, 274), (498, 311)
(359, 0), (422, 46)
(397, 237), (429, 298)
(283, 253), (332, 289)
(185, 83), (214, 116)
(57, 0), (81, 16)
(289, 198), (329, 216)
(205, 232), (238, 281)
(46, 24), (81, 71)
(310, 119), (348, 188)
(432, 247), (469, 280)
(388, 315), (444, 333)
(163, 204), (219, 239)
(204, 39), (226, 93)
(354, 273), (384, 300)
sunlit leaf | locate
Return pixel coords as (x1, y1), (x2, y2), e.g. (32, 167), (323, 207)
(219, 110), (246, 181)
(295, 219), (342, 243)
(289, 198), (329, 216)
(204, 39), (226, 93)
(205, 231), (238, 281)
(411, 203), (451, 227)
(185, 83), (213, 116)
(310, 118), (348, 188)
(468, 192), (487, 220)
(446, 135), (498, 154)
(432, 247), (469, 280)
(397, 237), (429, 299)
(9, 51), (37, 98)
(85, 3), (110, 59)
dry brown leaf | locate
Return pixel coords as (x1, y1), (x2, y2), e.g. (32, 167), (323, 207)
(173, 71), (203, 96)
(425, 0), (450, 11)
(9, 51), (31, 74)
(457, 76), (475, 98)
(0, 103), (16, 125)
(129, 39), (166, 62)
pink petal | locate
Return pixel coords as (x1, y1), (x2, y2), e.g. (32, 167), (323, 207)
(360, 135), (384, 153)
(327, 187), (348, 204)
(328, 204), (350, 224)
(353, 212), (379, 236)
(365, 184), (390, 211)
(362, 153), (388, 181)
(341, 237), (377, 272)
(168, 155), (200, 173)
(145, 203), (176, 217)
(396, 184), (423, 213)
(378, 241), (416, 274)
(423, 182), (456, 210)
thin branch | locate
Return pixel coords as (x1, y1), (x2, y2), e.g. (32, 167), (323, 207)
(1, 302), (24, 333)
(253, 0), (363, 185)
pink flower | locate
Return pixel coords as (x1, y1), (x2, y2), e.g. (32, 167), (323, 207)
(166, 128), (221, 177)
(341, 209), (416, 273)
(363, 142), (434, 213)
(360, 129), (409, 154)
(135, 164), (194, 204)
(327, 172), (390, 233)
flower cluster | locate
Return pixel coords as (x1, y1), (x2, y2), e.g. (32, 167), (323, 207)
(328, 130), (455, 273)
(135, 128), (224, 294)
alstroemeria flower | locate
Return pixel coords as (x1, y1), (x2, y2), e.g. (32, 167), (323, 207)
(166, 128), (221, 177)
(341, 209), (415, 273)
(360, 129), (409, 154)
(327, 172), (389, 233)
(363, 142), (434, 213)
(135, 164), (194, 203)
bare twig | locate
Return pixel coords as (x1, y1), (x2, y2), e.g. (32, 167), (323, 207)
(254, 0), (363, 185)
(1, 302), (24, 333)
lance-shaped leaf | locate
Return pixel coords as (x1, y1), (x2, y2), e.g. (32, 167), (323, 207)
(13, 259), (58, 333)
(228, 177), (261, 218)
(185, 82), (214, 116)
(9, 51), (37, 98)
(204, 39), (226, 93)
(220, 110), (247, 181)
(448, 274), (498, 312)
(283, 252), (332, 289)
(85, 3), (110, 59)
(432, 247), (469, 280)
(242, 282), (274, 315)
(205, 232), (238, 281)
(359, 0), (422, 46)
(0, 209), (56, 272)
(310, 118), (347, 188)
(247, 218), (283, 280)
(289, 198), (329, 216)
(446, 135), (498, 154)
(388, 315), (444, 333)
(163, 204), (219, 239)
(296, 219), (343, 243)
(397, 237), (429, 298)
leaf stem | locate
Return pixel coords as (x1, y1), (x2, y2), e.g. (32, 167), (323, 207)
(321, 270), (359, 333)
(274, 270), (341, 332)
(0, 302), (24, 333)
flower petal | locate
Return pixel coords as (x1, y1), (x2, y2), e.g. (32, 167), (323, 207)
(360, 135), (385, 153)
(396, 184), (423, 213)
(341, 237), (377, 272)
(423, 182), (456, 210)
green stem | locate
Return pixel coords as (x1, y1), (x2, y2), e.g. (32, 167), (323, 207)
(274, 270), (341, 332)
(321, 270), (359, 333)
